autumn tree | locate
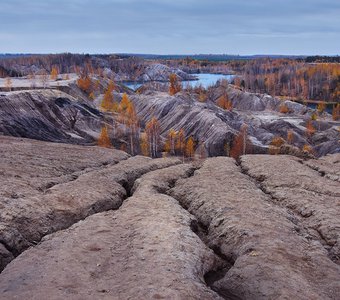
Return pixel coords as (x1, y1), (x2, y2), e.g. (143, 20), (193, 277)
(198, 90), (207, 102)
(77, 76), (92, 94)
(302, 144), (314, 155)
(145, 117), (161, 158)
(101, 83), (116, 112)
(185, 136), (195, 159)
(126, 101), (139, 155)
(119, 93), (130, 112)
(89, 92), (95, 101)
(50, 67), (59, 80)
(287, 130), (294, 144)
(164, 129), (177, 155)
(317, 102), (326, 115)
(305, 119), (316, 136)
(269, 136), (285, 155)
(175, 129), (186, 156)
(140, 133), (149, 156)
(216, 93), (232, 111)
(230, 124), (249, 159)
(98, 126), (112, 148)
(169, 73), (182, 95)
(332, 104), (340, 121)
(279, 103), (290, 114)
(194, 85), (207, 102)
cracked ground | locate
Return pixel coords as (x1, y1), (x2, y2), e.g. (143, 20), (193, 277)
(0, 136), (339, 299)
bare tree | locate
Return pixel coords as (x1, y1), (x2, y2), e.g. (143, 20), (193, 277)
(5, 77), (12, 91)
(40, 71), (49, 89)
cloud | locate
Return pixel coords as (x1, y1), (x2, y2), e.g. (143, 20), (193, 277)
(0, 0), (339, 54)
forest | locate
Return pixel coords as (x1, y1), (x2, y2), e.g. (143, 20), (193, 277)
(1, 54), (339, 104)
(164, 57), (340, 103)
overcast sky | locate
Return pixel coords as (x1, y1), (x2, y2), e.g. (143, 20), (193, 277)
(0, 0), (339, 55)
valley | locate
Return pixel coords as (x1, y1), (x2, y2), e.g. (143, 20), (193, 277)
(0, 54), (339, 159)
(0, 53), (339, 299)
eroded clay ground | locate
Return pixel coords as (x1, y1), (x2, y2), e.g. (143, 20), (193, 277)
(0, 136), (339, 299)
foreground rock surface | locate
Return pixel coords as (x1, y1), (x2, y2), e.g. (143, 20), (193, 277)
(0, 138), (339, 299)
(0, 136), (180, 272)
(171, 157), (340, 299)
(0, 163), (222, 299)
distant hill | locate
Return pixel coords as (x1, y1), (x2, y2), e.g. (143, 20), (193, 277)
(118, 53), (306, 61)
(0, 54), (34, 59)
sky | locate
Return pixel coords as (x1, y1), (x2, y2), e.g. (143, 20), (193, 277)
(0, 0), (339, 55)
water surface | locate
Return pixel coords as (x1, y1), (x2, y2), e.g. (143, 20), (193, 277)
(123, 73), (235, 91)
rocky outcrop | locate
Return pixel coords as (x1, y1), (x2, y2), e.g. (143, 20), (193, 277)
(226, 86), (312, 114)
(129, 90), (339, 157)
(137, 63), (196, 82)
(0, 89), (102, 143)
(0, 138), (339, 299)
(0, 80), (338, 158)
(130, 91), (242, 155)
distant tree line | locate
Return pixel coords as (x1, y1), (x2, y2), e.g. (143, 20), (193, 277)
(305, 56), (340, 63)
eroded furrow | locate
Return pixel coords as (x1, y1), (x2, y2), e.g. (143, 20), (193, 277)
(0, 154), (181, 272)
(303, 154), (340, 182)
(169, 157), (340, 300)
(0, 163), (224, 300)
(148, 163), (235, 299)
(240, 154), (340, 264)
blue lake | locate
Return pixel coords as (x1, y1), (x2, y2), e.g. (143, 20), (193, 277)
(184, 73), (235, 89)
(123, 73), (235, 91)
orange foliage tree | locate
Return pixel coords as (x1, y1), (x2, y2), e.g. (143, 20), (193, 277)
(120, 93), (130, 112)
(287, 130), (294, 144)
(175, 129), (186, 156)
(279, 103), (290, 114)
(185, 136), (195, 159)
(77, 76), (92, 94)
(101, 82), (116, 112)
(302, 144), (314, 155)
(230, 124), (249, 159)
(50, 67), (58, 80)
(305, 119), (316, 136)
(216, 93), (232, 111)
(98, 126), (112, 148)
(269, 136), (285, 155)
(164, 128), (177, 155)
(317, 102), (326, 115)
(169, 73), (182, 96)
(140, 133), (149, 156)
(333, 104), (340, 121)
